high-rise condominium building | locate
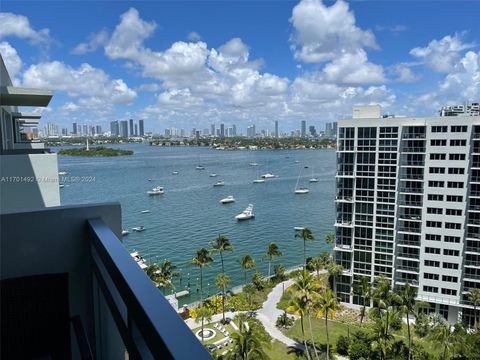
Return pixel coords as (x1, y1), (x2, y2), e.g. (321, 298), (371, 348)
(119, 120), (129, 138)
(220, 123), (225, 138)
(129, 119), (134, 137)
(275, 120), (279, 138)
(301, 120), (306, 137)
(139, 119), (144, 136)
(334, 106), (480, 326)
(110, 120), (119, 137)
(72, 122), (78, 135)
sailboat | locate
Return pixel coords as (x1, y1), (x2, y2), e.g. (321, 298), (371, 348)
(309, 167), (319, 183)
(294, 169), (309, 194)
(253, 167), (265, 183)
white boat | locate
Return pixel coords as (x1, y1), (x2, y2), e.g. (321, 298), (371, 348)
(220, 196), (235, 204)
(132, 226), (145, 232)
(130, 251), (147, 269)
(122, 229), (130, 236)
(141, 210), (150, 214)
(294, 169), (309, 194)
(213, 181), (225, 187)
(295, 188), (310, 194)
(253, 179), (265, 183)
(294, 226), (305, 231)
(58, 171), (67, 176)
(172, 171), (179, 175)
(196, 165), (205, 170)
(249, 162), (259, 166)
(209, 173), (218, 177)
(309, 178), (319, 183)
(261, 172), (275, 179)
(235, 204), (255, 221)
(147, 186), (164, 195)
(59, 184), (65, 188)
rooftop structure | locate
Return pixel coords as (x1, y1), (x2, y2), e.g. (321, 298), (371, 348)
(440, 102), (480, 117)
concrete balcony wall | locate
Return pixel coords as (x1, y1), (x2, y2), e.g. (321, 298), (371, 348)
(0, 153), (60, 213)
(1, 203), (123, 359)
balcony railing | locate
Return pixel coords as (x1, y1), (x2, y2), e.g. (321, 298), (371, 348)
(399, 214), (422, 221)
(398, 201), (423, 207)
(396, 265), (420, 272)
(397, 252), (420, 260)
(465, 260), (480, 267)
(470, 191), (480, 197)
(402, 134), (425, 139)
(464, 273), (480, 280)
(401, 147), (426, 153)
(465, 246), (480, 253)
(398, 226), (421, 234)
(467, 233), (480, 239)
(401, 161), (425, 166)
(398, 240), (421, 247)
(88, 219), (210, 360)
(399, 187), (423, 193)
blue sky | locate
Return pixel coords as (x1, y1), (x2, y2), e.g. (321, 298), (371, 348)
(1, 1), (479, 134)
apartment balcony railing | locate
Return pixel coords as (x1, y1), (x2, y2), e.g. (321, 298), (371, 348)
(395, 278), (419, 286)
(467, 219), (480, 225)
(336, 171), (354, 176)
(465, 260), (480, 267)
(398, 240), (421, 247)
(472, 163), (480, 169)
(334, 244), (353, 252)
(469, 204), (480, 211)
(399, 214), (422, 221)
(396, 265), (420, 272)
(401, 147), (426, 153)
(397, 252), (420, 260)
(474, 133), (480, 139)
(398, 201), (423, 207)
(335, 196), (353, 202)
(88, 219), (211, 359)
(402, 134), (425, 139)
(465, 246), (480, 253)
(471, 177), (480, 183)
(397, 226), (421, 234)
(467, 233), (480, 239)
(470, 190), (480, 197)
(401, 161), (425, 167)
(399, 187), (423, 193)
(399, 174), (424, 180)
(335, 220), (353, 227)
(464, 273), (480, 280)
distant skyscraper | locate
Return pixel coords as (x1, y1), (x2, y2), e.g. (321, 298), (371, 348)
(211, 124), (215, 137)
(83, 125), (88, 136)
(72, 122), (78, 135)
(203, 128), (209, 136)
(275, 120), (279, 138)
(301, 120), (306, 137)
(309, 125), (317, 137)
(220, 123), (225, 138)
(129, 119), (134, 137)
(62, 128), (68, 136)
(139, 119), (144, 136)
(120, 120), (128, 137)
(110, 120), (119, 137)
(247, 125), (256, 138)
(180, 129), (185, 137)
(96, 125), (102, 136)
(134, 124), (138, 136)
(232, 124), (237, 137)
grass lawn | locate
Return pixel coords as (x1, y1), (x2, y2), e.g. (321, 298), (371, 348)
(264, 340), (300, 360)
(191, 322), (236, 346)
(286, 316), (361, 350)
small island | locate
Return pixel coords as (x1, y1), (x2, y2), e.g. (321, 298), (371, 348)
(57, 146), (133, 157)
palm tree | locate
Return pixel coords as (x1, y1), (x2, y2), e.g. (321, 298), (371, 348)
(371, 276), (399, 339)
(370, 312), (395, 360)
(307, 257), (323, 281)
(467, 288), (480, 329)
(287, 294), (312, 360)
(263, 242), (282, 278)
(215, 273), (231, 322)
(210, 235), (233, 322)
(226, 319), (268, 359)
(243, 283), (256, 308)
(315, 288), (338, 360)
(240, 254), (256, 286)
(156, 260), (180, 294)
(190, 248), (213, 305)
(326, 262), (343, 294)
(352, 276), (372, 324)
(295, 227), (315, 269)
(144, 263), (161, 286)
(428, 321), (458, 360)
(396, 283), (428, 360)
(210, 234), (233, 275)
(289, 270), (321, 360)
(325, 232), (335, 245)
(195, 306), (213, 343)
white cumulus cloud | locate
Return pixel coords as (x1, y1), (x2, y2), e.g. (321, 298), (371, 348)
(0, 12), (51, 45)
(72, 29), (109, 54)
(0, 41), (22, 81)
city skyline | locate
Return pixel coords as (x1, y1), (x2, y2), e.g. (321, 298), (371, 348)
(1, 1), (479, 132)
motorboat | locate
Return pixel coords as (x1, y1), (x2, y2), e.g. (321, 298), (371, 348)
(209, 173), (218, 177)
(220, 196), (235, 204)
(249, 162), (259, 166)
(172, 171), (179, 175)
(261, 172), (275, 179)
(253, 179), (265, 183)
(147, 178), (158, 181)
(294, 226), (305, 231)
(130, 251), (147, 269)
(196, 165), (205, 170)
(309, 178), (319, 183)
(58, 171), (67, 176)
(295, 188), (310, 194)
(132, 226), (145, 232)
(147, 186), (164, 195)
(59, 184), (65, 188)
(235, 204), (254, 221)
(213, 181), (225, 187)
(122, 229), (130, 236)
(141, 210), (150, 214)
